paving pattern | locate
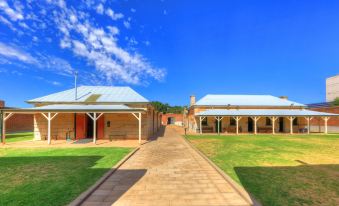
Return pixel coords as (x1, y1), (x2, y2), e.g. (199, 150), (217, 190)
(81, 126), (251, 206)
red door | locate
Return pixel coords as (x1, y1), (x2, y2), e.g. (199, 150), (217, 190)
(76, 114), (87, 139)
(97, 115), (104, 139)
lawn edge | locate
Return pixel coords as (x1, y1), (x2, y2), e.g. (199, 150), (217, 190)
(68, 147), (140, 206)
(183, 135), (262, 206)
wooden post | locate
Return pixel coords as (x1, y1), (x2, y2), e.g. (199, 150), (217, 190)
(132, 113), (142, 144)
(215, 116), (224, 135)
(288, 117), (295, 134)
(138, 112), (141, 143)
(41, 113), (58, 145)
(322, 117), (330, 134)
(270, 117), (278, 134)
(234, 116), (242, 135)
(251, 117), (260, 135)
(305, 117), (313, 134)
(86, 113), (103, 144)
(199, 116), (202, 134)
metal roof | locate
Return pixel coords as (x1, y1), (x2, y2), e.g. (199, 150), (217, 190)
(2, 104), (145, 113)
(27, 86), (149, 103)
(195, 95), (305, 107)
(196, 109), (337, 117)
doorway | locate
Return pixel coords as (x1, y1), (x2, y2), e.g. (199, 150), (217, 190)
(86, 114), (94, 138)
(248, 117), (254, 133)
(279, 117), (284, 132)
(215, 119), (222, 133)
(167, 117), (175, 125)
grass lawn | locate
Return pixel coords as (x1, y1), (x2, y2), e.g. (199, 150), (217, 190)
(5, 132), (34, 143)
(0, 147), (132, 206)
(187, 134), (339, 206)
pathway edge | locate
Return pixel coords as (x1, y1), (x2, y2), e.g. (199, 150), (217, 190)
(68, 147), (140, 206)
(183, 136), (262, 206)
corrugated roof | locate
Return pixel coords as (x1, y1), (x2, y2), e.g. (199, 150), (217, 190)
(195, 95), (305, 107)
(27, 86), (149, 103)
(196, 109), (337, 116)
(4, 104), (145, 112)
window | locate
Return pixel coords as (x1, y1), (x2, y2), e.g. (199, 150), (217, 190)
(106, 121), (111, 127)
(230, 118), (236, 126)
(293, 118), (298, 126)
(202, 117), (208, 126)
(266, 117), (272, 126)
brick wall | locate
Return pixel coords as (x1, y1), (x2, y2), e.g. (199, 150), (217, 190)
(6, 114), (34, 133)
(162, 113), (184, 125)
(1, 100), (34, 133)
(309, 106), (339, 126)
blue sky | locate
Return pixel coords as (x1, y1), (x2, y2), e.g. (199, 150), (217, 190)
(0, 0), (338, 107)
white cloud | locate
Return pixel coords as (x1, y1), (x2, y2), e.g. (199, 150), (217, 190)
(0, 42), (37, 64)
(131, 8), (136, 13)
(107, 26), (119, 35)
(0, 42), (74, 77)
(96, 4), (104, 14)
(0, 0), (24, 21)
(105, 8), (123, 20)
(123, 21), (130, 29)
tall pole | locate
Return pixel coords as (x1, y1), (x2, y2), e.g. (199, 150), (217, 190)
(74, 71), (78, 100)
(47, 113), (51, 145)
(138, 113), (141, 144)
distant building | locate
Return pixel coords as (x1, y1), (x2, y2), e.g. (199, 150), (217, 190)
(162, 113), (184, 126)
(326, 74), (339, 102)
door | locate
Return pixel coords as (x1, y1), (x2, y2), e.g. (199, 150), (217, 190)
(279, 117), (284, 132)
(97, 115), (104, 139)
(76, 114), (87, 139)
(248, 117), (253, 132)
(215, 119), (222, 133)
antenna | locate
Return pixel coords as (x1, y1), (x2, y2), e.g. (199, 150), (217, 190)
(74, 71), (78, 100)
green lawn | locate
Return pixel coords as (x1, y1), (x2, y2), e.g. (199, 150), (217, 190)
(187, 134), (339, 206)
(0, 147), (132, 206)
(5, 132), (34, 143)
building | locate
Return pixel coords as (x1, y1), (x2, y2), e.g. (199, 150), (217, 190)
(187, 94), (337, 134)
(161, 113), (184, 126)
(326, 74), (339, 102)
(1, 86), (161, 144)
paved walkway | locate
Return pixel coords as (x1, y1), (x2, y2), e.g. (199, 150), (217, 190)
(81, 126), (251, 206)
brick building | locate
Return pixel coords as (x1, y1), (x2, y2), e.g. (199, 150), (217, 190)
(161, 113), (184, 126)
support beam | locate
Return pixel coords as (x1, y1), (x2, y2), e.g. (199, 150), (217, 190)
(322, 117), (330, 134)
(250, 116), (260, 135)
(1, 112), (13, 144)
(288, 116), (296, 134)
(304, 117), (313, 134)
(41, 113), (58, 145)
(269, 117), (278, 134)
(86, 113), (103, 144)
(132, 113), (142, 144)
(214, 116), (224, 135)
(199, 116), (206, 134)
(233, 116), (242, 135)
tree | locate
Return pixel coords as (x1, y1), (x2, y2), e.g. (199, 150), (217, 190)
(151, 101), (185, 114)
(332, 97), (339, 106)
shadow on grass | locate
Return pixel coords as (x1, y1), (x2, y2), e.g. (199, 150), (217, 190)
(234, 164), (339, 206)
(0, 156), (146, 206)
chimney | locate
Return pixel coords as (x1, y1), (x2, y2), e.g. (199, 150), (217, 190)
(190, 95), (196, 106)
(280, 96), (288, 100)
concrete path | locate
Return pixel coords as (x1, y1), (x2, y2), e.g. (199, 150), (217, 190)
(81, 126), (252, 206)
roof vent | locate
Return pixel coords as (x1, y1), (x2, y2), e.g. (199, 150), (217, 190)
(280, 96), (288, 100)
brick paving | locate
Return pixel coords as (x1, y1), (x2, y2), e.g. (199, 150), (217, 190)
(80, 126), (251, 206)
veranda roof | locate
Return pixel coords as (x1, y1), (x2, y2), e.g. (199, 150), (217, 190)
(196, 109), (338, 117)
(195, 95), (305, 107)
(1, 104), (145, 113)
